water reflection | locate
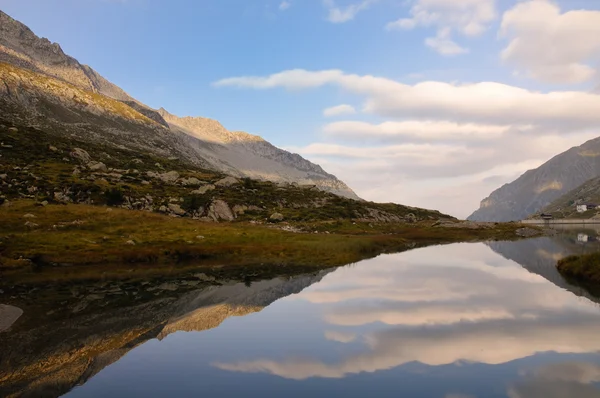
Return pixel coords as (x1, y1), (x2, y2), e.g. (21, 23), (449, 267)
(3, 235), (600, 398)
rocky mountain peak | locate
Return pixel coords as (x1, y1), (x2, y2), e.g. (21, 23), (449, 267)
(0, 10), (360, 200)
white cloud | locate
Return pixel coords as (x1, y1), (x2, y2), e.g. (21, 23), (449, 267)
(214, 69), (600, 128)
(215, 69), (600, 217)
(500, 0), (600, 84)
(279, 1), (291, 11)
(387, 0), (496, 55)
(323, 0), (376, 23)
(323, 120), (518, 142)
(425, 28), (469, 56)
(323, 104), (356, 117)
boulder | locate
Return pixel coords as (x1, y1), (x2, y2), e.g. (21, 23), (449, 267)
(88, 161), (108, 172)
(125, 240), (136, 245)
(7, 127), (18, 133)
(405, 213), (417, 223)
(168, 203), (186, 216)
(70, 148), (91, 163)
(207, 200), (235, 221)
(215, 176), (240, 187)
(191, 184), (215, 195)
(232, 205), (248, 215)
(180, 177), (204, 186)
(48, 145), (58, 152)
(24, 221), (39, 229)
(147, 170), (179, 184)
(270, 212), (285, 222)
(54, 191), (71, 203)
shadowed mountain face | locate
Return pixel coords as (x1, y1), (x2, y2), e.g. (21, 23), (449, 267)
(0, 10), (358, 199)
(0, 270), (331, 398)
(469, 137), (600, 221)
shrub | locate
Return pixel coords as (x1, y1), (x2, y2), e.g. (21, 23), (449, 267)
(105, 188), (125, 206)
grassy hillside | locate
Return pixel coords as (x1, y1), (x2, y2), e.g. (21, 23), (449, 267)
(534, 176), (600, 219)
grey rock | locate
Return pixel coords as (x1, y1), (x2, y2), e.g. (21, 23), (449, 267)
(215, 176), (239, 187)
(70, 148), (91, 163)
(24, 221), (38, 228)
(22, 213), (36, 218)
(7, 127), (18, 133)
(179, 177), (203, 186)
(147, 170), (179, 184)
(406, 213), (417, 223)
(53, 191), (71, 203)
(191, 184), (215, 195)
(207, 199), (235, 221)
(125, 240), (136, 245)
(168, 203), (186, 216)
(87, 161), (108, 172)
(48, 145), (58, 152)
(270, 212), (284, 222)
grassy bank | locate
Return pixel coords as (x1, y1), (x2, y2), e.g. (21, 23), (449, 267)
(1, 200), (527, 284)
(557, 252), (600, 284)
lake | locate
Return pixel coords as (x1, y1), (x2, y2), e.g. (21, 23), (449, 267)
(3, 230), (600, 398)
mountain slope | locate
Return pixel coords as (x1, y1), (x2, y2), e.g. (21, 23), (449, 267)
(0, 10), (358, 199)
(536, 176), (600, 219)
(468, 136), (600, 221)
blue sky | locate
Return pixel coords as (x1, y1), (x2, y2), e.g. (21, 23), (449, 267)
(2, 0), (600, 217)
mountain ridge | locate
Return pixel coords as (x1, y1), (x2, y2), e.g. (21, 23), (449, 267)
(0, 9), (359, 199)
(468, 136), (600, 221)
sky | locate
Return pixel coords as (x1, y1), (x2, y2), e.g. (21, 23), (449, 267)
(2, 0), (600, 218)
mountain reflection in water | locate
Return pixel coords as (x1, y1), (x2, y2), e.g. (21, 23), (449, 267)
(3, 234), (600, 398)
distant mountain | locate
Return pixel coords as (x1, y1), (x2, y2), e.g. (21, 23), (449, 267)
(0, 10), (358, 199)
(536, 176), (600, 219)
(468, 136), (600, 221)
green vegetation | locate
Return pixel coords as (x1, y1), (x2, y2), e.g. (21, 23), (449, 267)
(557, 252), (600, 284)
(0, 200), (528, 284)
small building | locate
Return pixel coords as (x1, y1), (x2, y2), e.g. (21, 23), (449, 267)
(540, 213), (553, 220)
(577, 203), (597, 213)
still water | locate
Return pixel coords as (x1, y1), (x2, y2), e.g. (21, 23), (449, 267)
(3, 231), (600, 398)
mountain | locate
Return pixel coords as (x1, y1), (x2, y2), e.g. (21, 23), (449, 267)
(0, 10), (358, 199)
(536, 176), (600, 219)
(468, 136), (600, 221)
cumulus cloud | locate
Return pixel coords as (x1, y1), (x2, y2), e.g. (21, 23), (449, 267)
(387, 0), (496, 55)
(323, 104), (356, 117)
(214, 68), (600, 217)
(500, 0), (600, 84)
(214, 69), (600, 127)
(323, 0), (376, 23)
(322, 120), (519, 142)
(424, 28), (469, 56)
